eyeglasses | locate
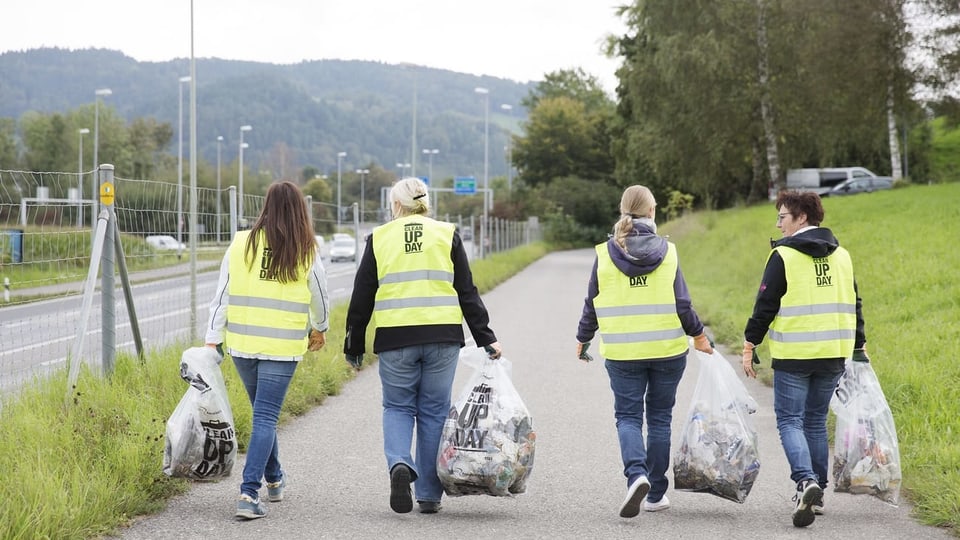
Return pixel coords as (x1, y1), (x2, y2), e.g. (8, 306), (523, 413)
(777, 213), (791, 222)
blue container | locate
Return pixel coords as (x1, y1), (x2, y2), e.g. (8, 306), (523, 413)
(2, 229), (23, 263)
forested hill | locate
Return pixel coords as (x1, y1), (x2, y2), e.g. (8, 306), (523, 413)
(0, 47), (534, 177)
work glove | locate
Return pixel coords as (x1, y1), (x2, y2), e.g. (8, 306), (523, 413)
(576, 341), (593, 362)
(852, 348), (870, 363)
(693, 333), (714, 354)
(484, 342), (502, 360)
(205, 343), (225, 364)
(308, 329), (326, 352)
(345, 353), (363, 369)
(741, 341), (760, 379)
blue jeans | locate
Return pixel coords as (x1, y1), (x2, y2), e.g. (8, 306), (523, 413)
(233, 357), (298, 499)
(378, 343), (459, 503)
(773, 369), (843, 488)
(605, 357), (686, 502)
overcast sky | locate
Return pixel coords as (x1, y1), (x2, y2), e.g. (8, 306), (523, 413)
(0, 0), (628, 93)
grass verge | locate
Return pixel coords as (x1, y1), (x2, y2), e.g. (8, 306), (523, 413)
(662, 183), (960, 533)
(0, 241), (552, 540)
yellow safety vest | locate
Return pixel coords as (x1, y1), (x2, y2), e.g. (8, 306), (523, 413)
(224, 230), (311, 357)
(594, 242), (688, 360)
(767, 245), (856, 359)
(371, 216), (462, 327)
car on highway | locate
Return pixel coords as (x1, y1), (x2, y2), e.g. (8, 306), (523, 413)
(145, 235), (184, 250)
(329, 237), (356, 262)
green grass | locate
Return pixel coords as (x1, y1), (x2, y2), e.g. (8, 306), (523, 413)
(662, 183), (960, 532)
(0, 241), (553, 540)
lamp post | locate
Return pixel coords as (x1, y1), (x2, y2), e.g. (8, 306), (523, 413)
(474, 87), (490, 258)
(422, 148), (439, 182)
(216, 135), (223, 243)
(93, 88), (111, 230)
(177, 76), (190, 258)
(238, 125), (252, 222)
(501, 103), (513, 191)
(337, 151), (347, 228)
(356, 168), (369, 225)
(77, 128), (89, 227)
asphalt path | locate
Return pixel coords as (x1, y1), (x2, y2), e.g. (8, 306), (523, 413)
(113, 249), (951, 540)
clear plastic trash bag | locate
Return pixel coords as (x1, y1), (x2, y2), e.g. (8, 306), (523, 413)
(830, 359), (901, 506)
(162, 346), (237, 480)
(437, 347), (536, 497)
(673, 350), (761, 503)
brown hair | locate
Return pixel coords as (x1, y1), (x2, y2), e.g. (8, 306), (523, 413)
(244, 181), (316, 283)
(613, 185), (656, 248)
(775, 190), (824, 226)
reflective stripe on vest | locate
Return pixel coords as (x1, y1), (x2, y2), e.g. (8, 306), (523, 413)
(225, 230), (311, 356)
(767, 245), (856, 359)
(372, 216), (462, 327)
(594, 242), (687, 360)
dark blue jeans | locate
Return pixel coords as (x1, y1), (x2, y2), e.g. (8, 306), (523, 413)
(233, 357), (298, 499)
(773, 369), (843, 488)
(605, 356), (686, 502)
(378, 343), (460, 503)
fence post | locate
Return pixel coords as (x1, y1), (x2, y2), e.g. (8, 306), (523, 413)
(229, 186), (237, 240)
(99, 165), (117, 377)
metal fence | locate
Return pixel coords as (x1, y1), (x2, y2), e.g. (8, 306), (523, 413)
(0, 166), (540, 398)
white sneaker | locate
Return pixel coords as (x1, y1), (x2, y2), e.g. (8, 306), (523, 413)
(619, 476), (650, 518)
(643, 494), (670, 512)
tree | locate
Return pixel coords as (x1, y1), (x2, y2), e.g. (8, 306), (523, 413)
(0, 118), (18, 169)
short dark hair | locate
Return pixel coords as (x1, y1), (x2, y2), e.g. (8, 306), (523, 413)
(776, 190), (824, 225)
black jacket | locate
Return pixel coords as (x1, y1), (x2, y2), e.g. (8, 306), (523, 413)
(343, 228), (497, 356)
(744, 226), (866, 373)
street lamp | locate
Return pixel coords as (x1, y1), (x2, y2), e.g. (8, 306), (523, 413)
(337, 151), (347, 228)
(216, 135), (223, 243)
(475, 87), (490, 258)
(355, 168), (369, 224)
(238, 125), (252, 222)
(177, 76), (190, 258)
(93, 88), (111, 230)
(422, 148), (439, 183)
(77, 128), (89, 227)
(501, 103), (513, 191)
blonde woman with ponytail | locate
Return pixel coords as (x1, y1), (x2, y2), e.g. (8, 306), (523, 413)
(576, 184), (714, 518)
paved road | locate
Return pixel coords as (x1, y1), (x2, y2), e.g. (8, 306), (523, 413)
(113, 249), (950, 540)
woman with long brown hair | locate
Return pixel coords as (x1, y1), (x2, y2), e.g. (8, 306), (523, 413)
(206, 180), (330, 520)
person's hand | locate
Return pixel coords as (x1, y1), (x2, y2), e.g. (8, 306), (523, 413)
(205, 342), (224, 361)
(852, 348), (870, 363)
(693, 333), (714, 354)
(484, 342), (502, 360)
(345, 353), (363, 369)
(741, 341), (759, 379)
(576, 341), (593, 362)
(307, 329), (326, 352)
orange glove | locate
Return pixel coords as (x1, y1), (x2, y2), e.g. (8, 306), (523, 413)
(741, 341), (758, 379)
(693, 333), (714, 354)
(308, 329), (326, 352)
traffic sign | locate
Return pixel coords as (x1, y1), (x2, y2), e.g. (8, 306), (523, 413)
(454, 176), (476, 194)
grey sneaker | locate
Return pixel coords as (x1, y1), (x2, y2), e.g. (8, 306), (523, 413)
(266, 475), (286, 502)
(792, 480), (822, 528)
(235, 494), (266, 520)
(619, 476), (650, 518)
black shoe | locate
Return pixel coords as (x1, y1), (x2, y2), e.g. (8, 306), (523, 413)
(390, 464), (413, 514)
(418, 501), (442, 514)
(792, 479), (822, 528)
